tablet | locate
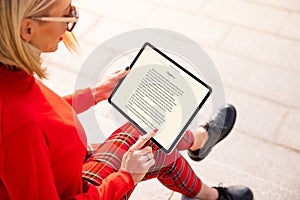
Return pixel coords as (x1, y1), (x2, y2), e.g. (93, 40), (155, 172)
(108, 42), (212, 154)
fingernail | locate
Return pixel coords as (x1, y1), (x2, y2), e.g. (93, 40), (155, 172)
(153, 128), (158, 133)
(125, 66), (130, 71)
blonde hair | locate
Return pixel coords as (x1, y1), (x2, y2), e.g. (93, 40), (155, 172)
(0, 0), (78, 79)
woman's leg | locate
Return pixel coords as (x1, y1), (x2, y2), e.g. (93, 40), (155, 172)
(82, 122), (208, 199)
(143, 152), (202, 197)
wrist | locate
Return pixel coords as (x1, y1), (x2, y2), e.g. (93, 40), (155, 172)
(91, 87), (106, 104)
(91, 88), (97, 103)
(119, 169), (139, 185)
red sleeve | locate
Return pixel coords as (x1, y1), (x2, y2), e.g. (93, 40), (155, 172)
(0, 122), (60, 200)
(63, 88), (96, 114)
(97, 171), (135, 199)
(71, 172), (135, 200)
(0, 122), (135, 200)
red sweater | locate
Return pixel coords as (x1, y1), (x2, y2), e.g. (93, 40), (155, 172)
(0, 66), (135, 199)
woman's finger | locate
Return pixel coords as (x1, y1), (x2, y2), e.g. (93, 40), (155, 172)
(143, 158), (155, 169)
(129, 130), (158, 152)
(133, 146), (152, 155)
(109, 69), (128, 82)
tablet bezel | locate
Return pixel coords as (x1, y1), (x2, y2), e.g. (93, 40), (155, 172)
(108, 42), (212, 154)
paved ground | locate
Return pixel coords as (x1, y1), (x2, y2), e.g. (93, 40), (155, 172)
(43, 0), (300, 199)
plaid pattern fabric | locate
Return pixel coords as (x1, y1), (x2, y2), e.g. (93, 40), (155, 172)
(82, 122), (202, 199)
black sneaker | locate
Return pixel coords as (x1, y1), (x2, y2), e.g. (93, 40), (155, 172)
(181, 185), (253, 200)
(188, 104), (237, 161)
(214, 185), (254, 200)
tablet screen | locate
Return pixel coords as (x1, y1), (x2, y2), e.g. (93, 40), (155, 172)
(109, 42), (211, 154)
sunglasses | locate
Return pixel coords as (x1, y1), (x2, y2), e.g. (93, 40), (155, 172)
(31, 6), (79, 32)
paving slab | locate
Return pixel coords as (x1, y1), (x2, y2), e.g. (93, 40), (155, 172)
(149, 0), (207, 12)
(220, 26), (300, 73)
(206, 48), (300, 110)
(201, 0), (289, 33)
(76, 0), (157, 26)
(43, 41), (96, 74)
(205, 48), (259, 90)
(251, 0), (300, 12)
(277, 109), (300, 151)
(210, 131), (300, 193)
(74, 8), (102, 39)
(244, 63), (300, 110)
(83, 17), (138, 46)
(280, 12), (300, 40)
(224, 88), (288, 143)
(141, 6), (231, 48)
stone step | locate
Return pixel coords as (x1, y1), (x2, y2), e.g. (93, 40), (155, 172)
(129, 132), (300, 199)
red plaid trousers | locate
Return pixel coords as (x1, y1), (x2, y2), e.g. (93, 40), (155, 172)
(82, 122), (202, 199)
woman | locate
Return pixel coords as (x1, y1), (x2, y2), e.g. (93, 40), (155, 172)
(0, 0), (253, 199)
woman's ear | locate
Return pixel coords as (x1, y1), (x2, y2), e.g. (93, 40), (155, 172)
(20, 18), (34, 42)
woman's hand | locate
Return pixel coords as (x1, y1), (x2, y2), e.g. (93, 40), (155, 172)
(120, 131), (157, 185)
(92, 68), (129, 103)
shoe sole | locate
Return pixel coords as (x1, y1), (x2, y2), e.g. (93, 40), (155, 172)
(189, 105), (237, 161)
